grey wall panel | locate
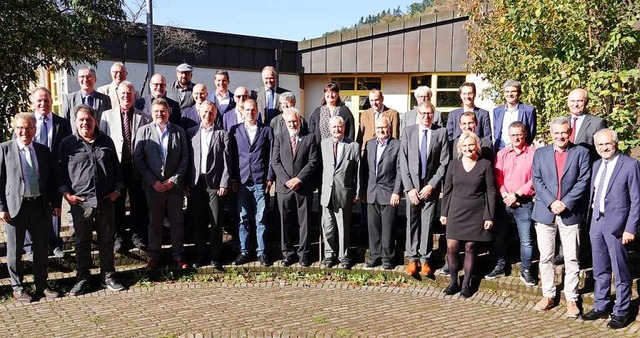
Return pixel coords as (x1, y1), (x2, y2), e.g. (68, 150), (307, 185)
(342, 43), (357, 73)
(301, 51), (311, 74)
(403, 30), (420, 72)
(435, 24), (453, 72)
(326, 46), (341, 73)
(419, 28), (436, 72)
(388, 34), (404, 72)
(451, 21), (468, 71)
(372, 37), (388, 73)
(311, 49), (326, 74)
(357, 40), (372, 73)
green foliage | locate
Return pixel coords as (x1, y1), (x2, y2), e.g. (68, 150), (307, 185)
(459, 0), (640, 152)
(0, 0), (125, 140)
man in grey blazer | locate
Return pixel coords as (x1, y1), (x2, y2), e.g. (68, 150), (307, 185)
(320, 116), (360, 269)
(400, 86), (443, 134)
(251, 66), (290, 125)
(399, 101), (450, 277)
(186, 100), (229, 269)
(134, 98), (189, 270)
(100, 81), (152, 251)
(531, 117), (591, 317)
(61, 66), (112, 133)
(0, 113), (61, 303)
(360, 116), (402, 270)
(582, 129), (640, 329)
(567, 88), (606, 158)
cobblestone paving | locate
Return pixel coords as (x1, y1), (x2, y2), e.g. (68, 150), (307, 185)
(0, 281), (636, 337)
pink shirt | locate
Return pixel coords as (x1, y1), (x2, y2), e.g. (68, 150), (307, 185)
(494, 144), (536, 197)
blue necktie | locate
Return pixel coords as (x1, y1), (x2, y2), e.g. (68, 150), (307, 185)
(37, 116), (48, 147)
(593, 160), (608, 220)
(420, 129), (429, 180)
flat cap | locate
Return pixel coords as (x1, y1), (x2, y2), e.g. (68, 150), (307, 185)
(176, 63), (193, 72)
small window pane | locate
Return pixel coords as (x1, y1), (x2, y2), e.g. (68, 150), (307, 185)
(436, 91), (460, 108)
(359, 95), (371, 111)
(410, 75), (432, 90)
(437, 75), (466, 89)
(357, 77), (381, 91)
(409, 96), (418, 110)
(331, 77), (355, 91)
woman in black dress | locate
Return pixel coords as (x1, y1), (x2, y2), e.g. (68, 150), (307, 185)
(440, 131), (496, 297)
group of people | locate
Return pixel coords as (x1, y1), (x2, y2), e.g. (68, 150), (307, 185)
(0, 63), (637, 330)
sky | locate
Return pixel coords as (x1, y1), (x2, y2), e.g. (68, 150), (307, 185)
(140, 0), (419, 41)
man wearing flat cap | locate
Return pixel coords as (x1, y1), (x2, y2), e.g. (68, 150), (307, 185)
(167, 63), (196, 111)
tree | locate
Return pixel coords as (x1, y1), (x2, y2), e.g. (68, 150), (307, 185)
(459, 0), (640, 152)
(0, 0), (125, 140)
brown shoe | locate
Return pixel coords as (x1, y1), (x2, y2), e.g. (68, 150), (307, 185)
(533, 297), (554, 311)
(566, 300), (580, 318)
(421, 262), (432, 276)
(405, 261), (419, 275)
(146, 258), (160, 271)
(175, 257), (189, 269)
(13, 290), (32, 304)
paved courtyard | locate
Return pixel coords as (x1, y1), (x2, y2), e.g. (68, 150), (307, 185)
(0, 280), (636, 337)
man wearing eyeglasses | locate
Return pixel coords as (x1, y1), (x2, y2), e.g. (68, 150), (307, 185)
(400, 86), (443, 134)
(0, 113), (62, 303)
(223, 86), (250, 132)
(135, 73), (182, 126)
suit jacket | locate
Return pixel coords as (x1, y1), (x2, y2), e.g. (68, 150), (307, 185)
(97, 82), (140, 108)
(252, 86), (289, 124)
(493, 102), (537, 151)
(357, 106), (400, 152)
(133, 123), (189, 190)
(400, 108), (443, 133)
(30, 113), (72, 158)
(308, 105), (356, 142)
(166, 81), (195, 110)
(571, 113), (607, 156)
(360, 137), (402, 205)
(532, 143), (591, 225)
(320, 137), (360, 208)
(399, 124), (450, 196)
(271, 130), (319, 195)
(270, 114), (309, 137)
(99, 107), (151, 162)
(0, 140), (61, 218)
(135, 95), (182, 126)
(228, 122), (275, 185)
(446, 107), (492, 141)
(223, 108), (242, 132)
(590, 154), (640, 235)
(186, 125), (230, 189)
(61, 90), (112, 133)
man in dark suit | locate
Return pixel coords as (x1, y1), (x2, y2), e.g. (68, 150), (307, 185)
(186, 100), (230, 269)
(100, 81), (151, 251)
(134, 98), (189, 270)
(400, 86), (443, 133)
(0, 113), (61, 303)
(492, 80), (537, 152)
(135, 73), (182, 126)
(27, 87), (71, 259)
(399, 101), (450, 277)
(166, 63), (195, 111)
(61, 66), (112, 133)
(531, 117), (591, 318)
(360, 116), (402, 270)
(445, 82), (491, 141)
(223, 86), (250, 132)
(320, 116), (360, 269)
(229, 99), (275, 267)
(581, 129), (640, 329)
(567, 88), (606, 157)
(58, 105), (125, 296)
(271, 107), (319, 267)
(251, 66), (290, 125)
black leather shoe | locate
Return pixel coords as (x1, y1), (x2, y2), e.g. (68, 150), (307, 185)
(382, 260), (393, 270)
(582, 309), (610, 321)
(69, 279), (90, 296)
(232, 253), (251, 266)
(101, 278), (125, 291)
(299, 257), (311, 267)
(443, 284), (460, 295)
(281, 256), (296, 267)
(322, 257), (337, 268)
(460, 287), (472, 298)
(258, 255), (272, 267)
(211, 261), (224, 271)
(607, 315), (628, 329)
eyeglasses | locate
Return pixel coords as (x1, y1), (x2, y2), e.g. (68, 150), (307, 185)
(235, 94), (248, 99)
(14, 126), (34, 131)
(417, 111), (435, 116)
(150, 83), (166, 87)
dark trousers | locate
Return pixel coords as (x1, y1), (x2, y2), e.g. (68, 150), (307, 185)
(113, 162), (148, 242)
(367, 202), (396, 262)
(146, 188), (184, 260)
(591, 216), (632, 317)
(5, 198), (49, 292)
(70, 202), (115, 281)
(278, 190), (311, 259)
(24, 215), (63, 253)
(190, 178), (222, 262)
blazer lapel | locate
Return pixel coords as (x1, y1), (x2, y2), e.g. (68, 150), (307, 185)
(193, 129), (202, 171)
(605, 156), (624, 196)
(51, 117), (60, 148)
(561, 147), (577, 179)
(576, 114), (592, 142)
(10, 142), (22, 180)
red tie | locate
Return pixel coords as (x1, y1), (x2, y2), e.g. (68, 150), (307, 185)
(570, 117), (578, 143)
(290, 135), (297, 156)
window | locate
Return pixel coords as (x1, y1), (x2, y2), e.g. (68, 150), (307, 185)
(330, 76), (382, 112)
(408, 74), (468, 112)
